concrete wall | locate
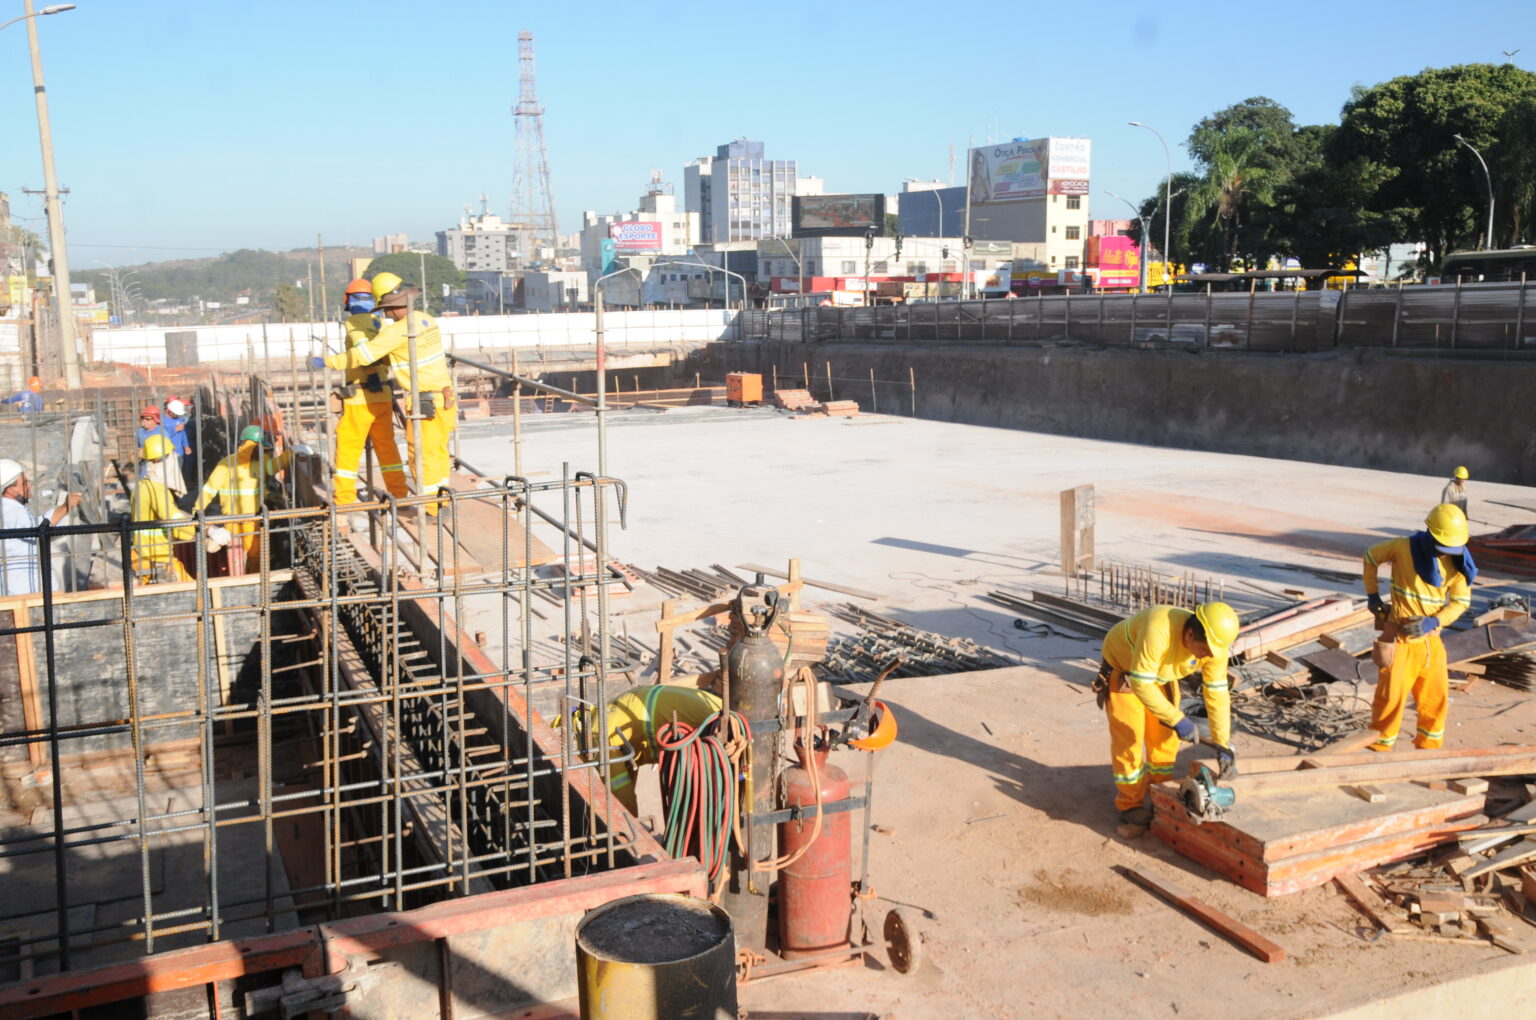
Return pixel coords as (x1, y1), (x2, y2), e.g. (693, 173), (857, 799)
(684, 341), (1536, 485)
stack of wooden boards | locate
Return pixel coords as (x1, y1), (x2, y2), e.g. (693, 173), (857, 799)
(1151, 745), (1536, 897)
(772, 389), (861, 417)
(1303, 612), (1536, 693)
(1336, 789), (1536, 951)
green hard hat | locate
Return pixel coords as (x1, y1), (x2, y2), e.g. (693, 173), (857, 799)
(239, 425), (271, 446)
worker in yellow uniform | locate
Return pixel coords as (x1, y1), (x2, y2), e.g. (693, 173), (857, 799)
(1096, 602), (1240, 835)
(329, 277), (409, 505)
(1363, 503), (1475, 752)
(315, 273), (456, 515)
(131, 434), (198, 582)
(194, 426), (298, 573)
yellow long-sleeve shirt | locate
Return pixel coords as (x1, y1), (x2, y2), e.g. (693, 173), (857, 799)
(1102, 605), (1231, 746)
(130, 477), (195, 564)
(194, 443), (291, 527)
(1363, 536), (1471, 637)
(325, 309), (450, 406)
(341, 312), (393, 405)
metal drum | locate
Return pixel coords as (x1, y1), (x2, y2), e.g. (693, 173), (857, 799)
(576, 893), (737, 1020)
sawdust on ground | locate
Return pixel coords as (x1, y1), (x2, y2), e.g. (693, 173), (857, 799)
(1017, 866), (1134, 916)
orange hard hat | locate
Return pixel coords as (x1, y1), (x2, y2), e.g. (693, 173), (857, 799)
(27, 376), (41, 392)
(849, 700), (898, 752)
(344, 277), (372, 296)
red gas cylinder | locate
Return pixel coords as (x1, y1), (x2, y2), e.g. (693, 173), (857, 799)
(777, 738), (852, 958)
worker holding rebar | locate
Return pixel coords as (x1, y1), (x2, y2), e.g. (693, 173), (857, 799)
(0, 459), (80, 595)
(1362, 503), (1475, 752)
(312, 273), (456, 516)
(192, 426), (293, 572)
(1095, 602), (1240, 836)
(324, 277), (410, 506)
(130, 433), (198, 583)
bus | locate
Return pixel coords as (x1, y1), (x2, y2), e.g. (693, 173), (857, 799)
(1438, 247), (1536, 283)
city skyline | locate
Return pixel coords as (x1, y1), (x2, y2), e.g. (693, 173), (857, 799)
(0, 0), (1526, 264)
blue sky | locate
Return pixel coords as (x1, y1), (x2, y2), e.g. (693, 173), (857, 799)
(0, 0), (1527, 265)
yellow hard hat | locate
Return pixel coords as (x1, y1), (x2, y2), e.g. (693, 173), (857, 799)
(1194, 602), (1240, 656)
(370, 271), (404, 303)
(142, 433), (172, 461)
(1425, 503), (1469, 548)
(1454, 466), (1469, 480)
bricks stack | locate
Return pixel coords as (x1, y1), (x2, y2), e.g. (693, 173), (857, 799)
(773, 388), (817, 411)
(820, 400), (860, 418)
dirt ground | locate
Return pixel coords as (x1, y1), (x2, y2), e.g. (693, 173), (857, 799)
(453, 406), (1536, 1018)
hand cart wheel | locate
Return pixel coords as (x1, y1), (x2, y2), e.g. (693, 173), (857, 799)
(882, 908), (922, 975)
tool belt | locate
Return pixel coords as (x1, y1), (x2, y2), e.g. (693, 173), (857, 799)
(1092, 660), (1123, 710)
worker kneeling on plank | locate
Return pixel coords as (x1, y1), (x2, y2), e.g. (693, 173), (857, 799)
(131, 433), (198, 582)
(1362, 503), (1476, 752)
(1095, 602), (1239, 836)
(328, 277), (410, 506)
(315, 273), (456, 516)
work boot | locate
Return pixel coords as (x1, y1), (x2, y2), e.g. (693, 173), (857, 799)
(1116, 806), (1153, 839)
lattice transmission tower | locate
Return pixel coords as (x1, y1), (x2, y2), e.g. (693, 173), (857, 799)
(510, 31), (558, 268)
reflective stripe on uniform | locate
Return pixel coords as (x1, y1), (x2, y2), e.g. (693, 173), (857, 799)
(334, 469), (357, 480)
(1113, 764), (1145, 785)
(379, 462), (404, 473)
(1146, 763), (1176, 776)
(1416, 726), (1444, 740)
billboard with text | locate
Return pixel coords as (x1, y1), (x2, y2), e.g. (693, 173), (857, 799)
(609, 221), (663, 251)
(969, 137), (1092, 204)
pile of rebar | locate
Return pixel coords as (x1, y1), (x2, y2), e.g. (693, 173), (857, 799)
(629, 564), (750, 602)
(821, 602), (1014, 682)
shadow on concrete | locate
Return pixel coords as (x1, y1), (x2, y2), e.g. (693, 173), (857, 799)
(870, 536), (1047, 571)
(1181, 526), (1408, 562)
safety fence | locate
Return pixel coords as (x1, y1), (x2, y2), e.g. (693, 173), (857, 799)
(738, 281), (1536, 355)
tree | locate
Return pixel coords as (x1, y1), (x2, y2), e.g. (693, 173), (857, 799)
(272, 282), (307, 322)
(364, 253), (464, 315)
(1183, 128), (1283, 271)
(1332, 63), (1536, 265)
(1494, 96), (1536, 245)
(1188, 97), (1300, 173)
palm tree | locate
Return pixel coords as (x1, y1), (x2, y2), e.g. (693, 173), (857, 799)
(1185, 128), (1282, 271)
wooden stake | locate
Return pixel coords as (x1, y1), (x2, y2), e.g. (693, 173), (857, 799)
(1118, 866), (1286, 962)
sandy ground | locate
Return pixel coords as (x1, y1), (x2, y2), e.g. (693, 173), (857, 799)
(451, 406), (1536, 1018)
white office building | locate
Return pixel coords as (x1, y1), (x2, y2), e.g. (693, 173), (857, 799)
(436, 213), (530, 273)
(684, 139), (821, 244)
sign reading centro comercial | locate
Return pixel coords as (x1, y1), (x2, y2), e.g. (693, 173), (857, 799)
(609, 222), (663, 251)
(968, 137), (1092, 204)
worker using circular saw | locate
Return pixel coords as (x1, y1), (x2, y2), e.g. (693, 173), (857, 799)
(312, 273), (456, 516)
(1095, 602), (1240, 836)
(1362, 503), (1476, 752)
(326, 277), (410, 506)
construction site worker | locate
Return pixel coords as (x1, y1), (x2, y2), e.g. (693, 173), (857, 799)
(135, 407), (172, 478)
(314, 273), (456, 515)
(1, 377), (43, 414)
(130, 434), (197, 583)
(325, 277), (410, 505)
(1096, 602), (1240, 835)
(0, 458), (80, 596)
(193, 426), (293, 572)
(1363, 503), (1476, 752)
(1441, 466), (1469, 517)
(162, 396), (194, 467)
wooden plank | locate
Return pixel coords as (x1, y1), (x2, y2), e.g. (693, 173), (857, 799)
(0, 569), (292, 610)
(445, 478), (560, 568)
(1334, 873), (1406, 935)
(1240, 607), (1375, 661)
(1117, 865), (1286, 962)
(1227, 750), (1536, 795)
(13, 605), (42, 768)
(1302, 647), (1374, 685)
(736, 562), (881, 601)
(1463, 838), (1536, 879)
(1221, 744), (1536, 776)
(656, 599), (678, 683)
(1452, 778), (1490, 795)
(1345, 785), (1386, 804)
(1265, 650), (1292, 669)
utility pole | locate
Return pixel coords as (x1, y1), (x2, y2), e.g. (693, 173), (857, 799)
(316, 233), (328, 320)
(24, 0), (81, 386)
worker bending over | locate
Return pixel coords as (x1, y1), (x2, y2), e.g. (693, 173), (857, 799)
(328, 277), (409, 505)
(130, 434), (197, 583)
(1362, 503), (1475, 751)
(316, 273), (456, 516)
(1096, 602), (1240, 835)
(194, 426), (293, 573)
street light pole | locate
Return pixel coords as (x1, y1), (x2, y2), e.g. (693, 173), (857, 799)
(1129, 120), (1172, 291)
(1105, 191), (1149, 292)
(14, 2), (81, 387)
(1453, 134), (1495, 251)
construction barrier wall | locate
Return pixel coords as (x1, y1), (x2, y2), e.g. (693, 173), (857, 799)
(687, 341), (1536, 486)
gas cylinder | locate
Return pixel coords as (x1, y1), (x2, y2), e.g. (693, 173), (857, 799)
(777, 738), (852, 958)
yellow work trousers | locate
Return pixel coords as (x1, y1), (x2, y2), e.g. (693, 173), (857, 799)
(130, 549), (191, 584)
(404, 399), (458, 516)
(1370, 633), (1448, 751)
(1106, 673), (1181, 811)
(333, 400), (408, 504)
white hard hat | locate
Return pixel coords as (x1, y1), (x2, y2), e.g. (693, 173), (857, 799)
(0, 459), (24, 492)
(166, 398), (188, 416)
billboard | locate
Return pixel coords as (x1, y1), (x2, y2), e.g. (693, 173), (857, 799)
(968, 137), (1092, 204)
(1087, 235), (1140, 288)
(609, 221), (663, 251)
(792, 193), (886, 237)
